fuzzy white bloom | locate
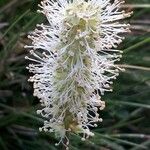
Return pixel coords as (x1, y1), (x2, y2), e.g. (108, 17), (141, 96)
(25, 0), (132, 148)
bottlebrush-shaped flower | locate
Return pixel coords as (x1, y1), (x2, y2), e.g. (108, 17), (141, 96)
(25, 0), (132, 148)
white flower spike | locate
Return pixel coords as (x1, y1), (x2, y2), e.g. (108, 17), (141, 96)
(26, 0), (132, 148)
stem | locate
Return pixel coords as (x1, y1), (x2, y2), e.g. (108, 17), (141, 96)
(122, 4), (150, 8)
(124, 38), (150, 53)
(117, 64), (150, 71)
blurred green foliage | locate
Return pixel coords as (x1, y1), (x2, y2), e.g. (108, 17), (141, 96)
(0, 0), (150, 150)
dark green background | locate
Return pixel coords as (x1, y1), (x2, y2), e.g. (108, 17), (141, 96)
(0, 0), (150, 150)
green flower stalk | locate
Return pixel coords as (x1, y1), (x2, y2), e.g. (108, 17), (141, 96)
(25, 0), (132, 148)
